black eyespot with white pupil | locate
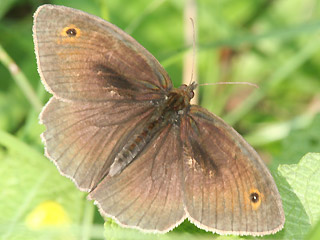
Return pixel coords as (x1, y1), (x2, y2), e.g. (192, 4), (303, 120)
(250, 192), (260, 203)
(66, 28), (77, 37)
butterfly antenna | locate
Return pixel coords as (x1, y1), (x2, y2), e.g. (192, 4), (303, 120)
(199, 82), (259, 88)
(189, 17), (196, 85)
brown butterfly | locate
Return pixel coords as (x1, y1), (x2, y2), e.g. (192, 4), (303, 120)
(33, 4), (285, 236)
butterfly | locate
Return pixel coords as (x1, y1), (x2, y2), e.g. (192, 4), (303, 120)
(33, 4), (285, 236)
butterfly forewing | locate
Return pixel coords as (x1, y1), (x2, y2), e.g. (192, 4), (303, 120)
(33, 5), (171, 102)
(181, 105), (285, 236)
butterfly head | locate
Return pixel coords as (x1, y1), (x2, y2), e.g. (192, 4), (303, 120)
(178, 82), (198, 101)
(165, 82), (197, 113)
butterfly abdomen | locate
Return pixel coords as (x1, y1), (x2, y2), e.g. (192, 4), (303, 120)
(108, 116), (165, 176)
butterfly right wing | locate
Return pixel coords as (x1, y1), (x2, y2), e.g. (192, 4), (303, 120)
(180, 105), (284, 236)
(40, 97), (155, 191)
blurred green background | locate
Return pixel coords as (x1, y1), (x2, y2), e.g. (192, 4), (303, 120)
(0, 0), (320, 239)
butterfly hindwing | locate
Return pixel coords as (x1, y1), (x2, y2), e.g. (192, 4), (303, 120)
(40, 97), (155, 191)
(181, 105), (285, 236)
(89, 124), (185, 232)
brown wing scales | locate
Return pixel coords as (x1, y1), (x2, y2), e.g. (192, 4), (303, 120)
(181, 105), (285, 236)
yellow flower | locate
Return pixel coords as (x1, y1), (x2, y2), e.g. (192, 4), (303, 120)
(25, 200), (70, 229)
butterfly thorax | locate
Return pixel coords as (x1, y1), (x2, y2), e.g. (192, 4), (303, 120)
(166, 84), (195, 110)
(108, 82), (197, 177)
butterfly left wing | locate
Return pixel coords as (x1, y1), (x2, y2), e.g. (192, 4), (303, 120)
(40, 98), (156, 191)
(180, 105), (284, 236)
(33, 4), (172, 103)
(89, 124), (185, 232)
(35, 4), (175, 193)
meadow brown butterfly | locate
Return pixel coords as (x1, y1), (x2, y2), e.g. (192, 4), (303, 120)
(33, 4), (285, 236)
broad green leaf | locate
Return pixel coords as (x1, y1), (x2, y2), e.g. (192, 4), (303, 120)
(305, 218), (320, 240)
(278, 153), (320, 226)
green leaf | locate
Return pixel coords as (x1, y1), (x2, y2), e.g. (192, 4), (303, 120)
(278, 153), (320, 226)
(269, 171), (310, 240)
(305, 218), (320, 240)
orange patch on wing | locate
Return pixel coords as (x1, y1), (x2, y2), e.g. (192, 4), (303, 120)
(57, 24), (81, 45)
(248, 188), (264, 210)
